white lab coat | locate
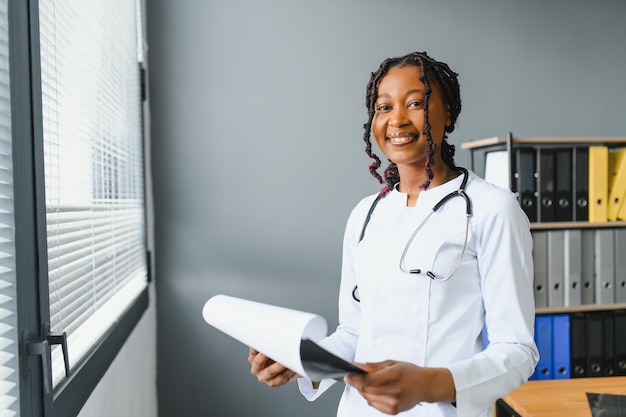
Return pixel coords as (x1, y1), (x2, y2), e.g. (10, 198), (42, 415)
(298, 170), (539, 417)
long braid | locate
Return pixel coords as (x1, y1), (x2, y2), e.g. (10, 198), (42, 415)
(363, 62), (395, 194)
(418, 57), (435, 189)
(363, 51), (462, 193)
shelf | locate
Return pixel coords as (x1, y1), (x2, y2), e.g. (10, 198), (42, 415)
(461, 136), (626, 150)
(530, 221), (626, 230)
(535, 302), (626, 315)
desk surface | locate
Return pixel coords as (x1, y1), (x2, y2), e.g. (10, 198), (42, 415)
(502, 377), (626, 417)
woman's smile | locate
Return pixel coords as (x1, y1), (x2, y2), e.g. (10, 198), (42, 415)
(387, 132), (419, 146)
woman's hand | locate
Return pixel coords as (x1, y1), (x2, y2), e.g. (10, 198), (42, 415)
(344, 360), (455, 415)
(248, 347), (298, 387)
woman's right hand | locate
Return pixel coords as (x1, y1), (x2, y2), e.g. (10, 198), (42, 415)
(248, 347), (298, 387)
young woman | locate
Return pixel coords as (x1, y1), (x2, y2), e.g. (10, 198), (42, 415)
(249, 51), (538, 417)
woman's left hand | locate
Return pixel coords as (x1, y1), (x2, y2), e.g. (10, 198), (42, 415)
(344, 360), (455, 415)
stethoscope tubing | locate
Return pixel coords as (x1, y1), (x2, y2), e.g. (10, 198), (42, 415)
(352, 168), (473, 301)
(398, 168), (472, 281)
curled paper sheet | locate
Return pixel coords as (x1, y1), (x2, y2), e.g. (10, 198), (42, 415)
(202, 294), (364, 380)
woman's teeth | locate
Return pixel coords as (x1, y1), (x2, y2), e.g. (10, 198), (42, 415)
(388, 136), (414, 145)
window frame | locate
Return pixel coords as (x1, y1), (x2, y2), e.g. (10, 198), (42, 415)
(10, 1), (151, 416)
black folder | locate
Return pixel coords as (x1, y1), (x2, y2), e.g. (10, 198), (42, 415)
(517, 148), (538, 222)
(602, 311), (615, 376)
(586, 312), (604, 377)
(573, 147), (589, 221)
(570, 312), (587, 378)
(300, 339), (366, 381)
(538, 148), (556, 222)
(555, 148), (573, 221)
(615, 309), (626, 376)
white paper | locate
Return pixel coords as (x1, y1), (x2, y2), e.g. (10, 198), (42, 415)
(202, 294), (328, 378)
(485, 150), (511, 190)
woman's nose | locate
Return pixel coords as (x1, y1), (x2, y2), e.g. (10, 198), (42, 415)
(389, 107), (409, 127)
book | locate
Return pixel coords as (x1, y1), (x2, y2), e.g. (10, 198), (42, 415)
(533, 315), (553, 380)
(573, 146), (589, 221)
(608, 148), (626, 221)
(588, 146), (609, 222)
(202, 294), (365, 380)
(554, 148), (573, 221)
(517, 148), (538, 222)
(538, 148), (555, 222)
(552, 314), (571, 379)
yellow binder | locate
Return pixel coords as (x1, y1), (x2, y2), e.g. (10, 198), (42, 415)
(608, 148), (626, 221)
(618, 188), (626, 220)
(588, 146), (608, 222)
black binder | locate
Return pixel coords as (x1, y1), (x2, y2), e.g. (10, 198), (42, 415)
(616, 309), (626, 376)
(570, 312), (587, 378)
(602, 311), (615, 376)
(555, 148), (573, 221)
(517, 148), (538, 222)
(538, 148), (555, 222)
(573, 146), (589, 221)
(586, 312), (604, 377)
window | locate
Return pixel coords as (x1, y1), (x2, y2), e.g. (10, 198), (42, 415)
(0, 0), (21, 415)
(10, 0), (150, 416)
(38, 0), (147, 388)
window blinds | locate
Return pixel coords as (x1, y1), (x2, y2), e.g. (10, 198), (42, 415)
(38, 0), (147, 387)
(0, 0), (21, 415)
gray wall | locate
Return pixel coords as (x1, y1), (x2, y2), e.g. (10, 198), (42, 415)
(146, 1), (626, 416)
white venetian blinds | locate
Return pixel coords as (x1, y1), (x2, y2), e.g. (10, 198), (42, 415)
(38, 0), (147, 387)
(0, 0), (20, 415)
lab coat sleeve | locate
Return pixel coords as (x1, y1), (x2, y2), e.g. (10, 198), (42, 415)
(296, 196), (374, 401)
(447, 187), (539, 417)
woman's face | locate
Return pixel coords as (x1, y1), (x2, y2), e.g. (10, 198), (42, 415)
(371, 65), (451, 170)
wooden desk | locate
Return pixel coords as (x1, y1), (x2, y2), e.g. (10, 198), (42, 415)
(496, 377), (626, 417)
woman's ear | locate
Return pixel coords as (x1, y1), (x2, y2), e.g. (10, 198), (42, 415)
(445, 104), (452, 127)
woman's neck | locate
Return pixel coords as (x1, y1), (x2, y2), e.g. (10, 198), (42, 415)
(398, 165), (458, 207)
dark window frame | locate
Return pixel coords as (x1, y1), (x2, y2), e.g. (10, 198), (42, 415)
(10, 1), (150, 416)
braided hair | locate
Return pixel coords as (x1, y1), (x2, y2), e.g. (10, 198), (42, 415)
(363, 51), (461, 195)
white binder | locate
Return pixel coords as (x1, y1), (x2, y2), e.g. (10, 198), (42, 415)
(548, 230), (565, 307)
(581, 230), (596, 305)
(564, 229), (582, 306)
(594, 229), (615, 305)
(532, 232), (548, 308)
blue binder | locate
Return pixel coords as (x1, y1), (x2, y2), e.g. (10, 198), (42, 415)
(532, 315), (553, 380)
(552, 314), (571, 379)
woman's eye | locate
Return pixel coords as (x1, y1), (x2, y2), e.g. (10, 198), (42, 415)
(408, 101), (423, 108)
(376, 104), (391, 112)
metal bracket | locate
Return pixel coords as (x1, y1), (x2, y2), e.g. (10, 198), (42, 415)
(48, 332), (70, 378)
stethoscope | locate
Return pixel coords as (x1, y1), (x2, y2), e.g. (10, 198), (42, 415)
(352, 167), (472, 302)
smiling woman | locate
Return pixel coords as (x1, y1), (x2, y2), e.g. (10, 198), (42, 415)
(370, 65), (452, 204)
(364, 53), (462, 197)
(247, 51), (539, 417)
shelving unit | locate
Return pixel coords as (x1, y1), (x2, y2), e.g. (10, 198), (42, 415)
(462, 133), (626, 309)
(462, 134), (626, 417)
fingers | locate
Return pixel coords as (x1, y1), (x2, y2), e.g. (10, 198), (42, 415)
(344, 361), (421, 415)
(247, 347), (259, 364)
(344, 360), (395, 388)
(248, 348), (297, 387)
